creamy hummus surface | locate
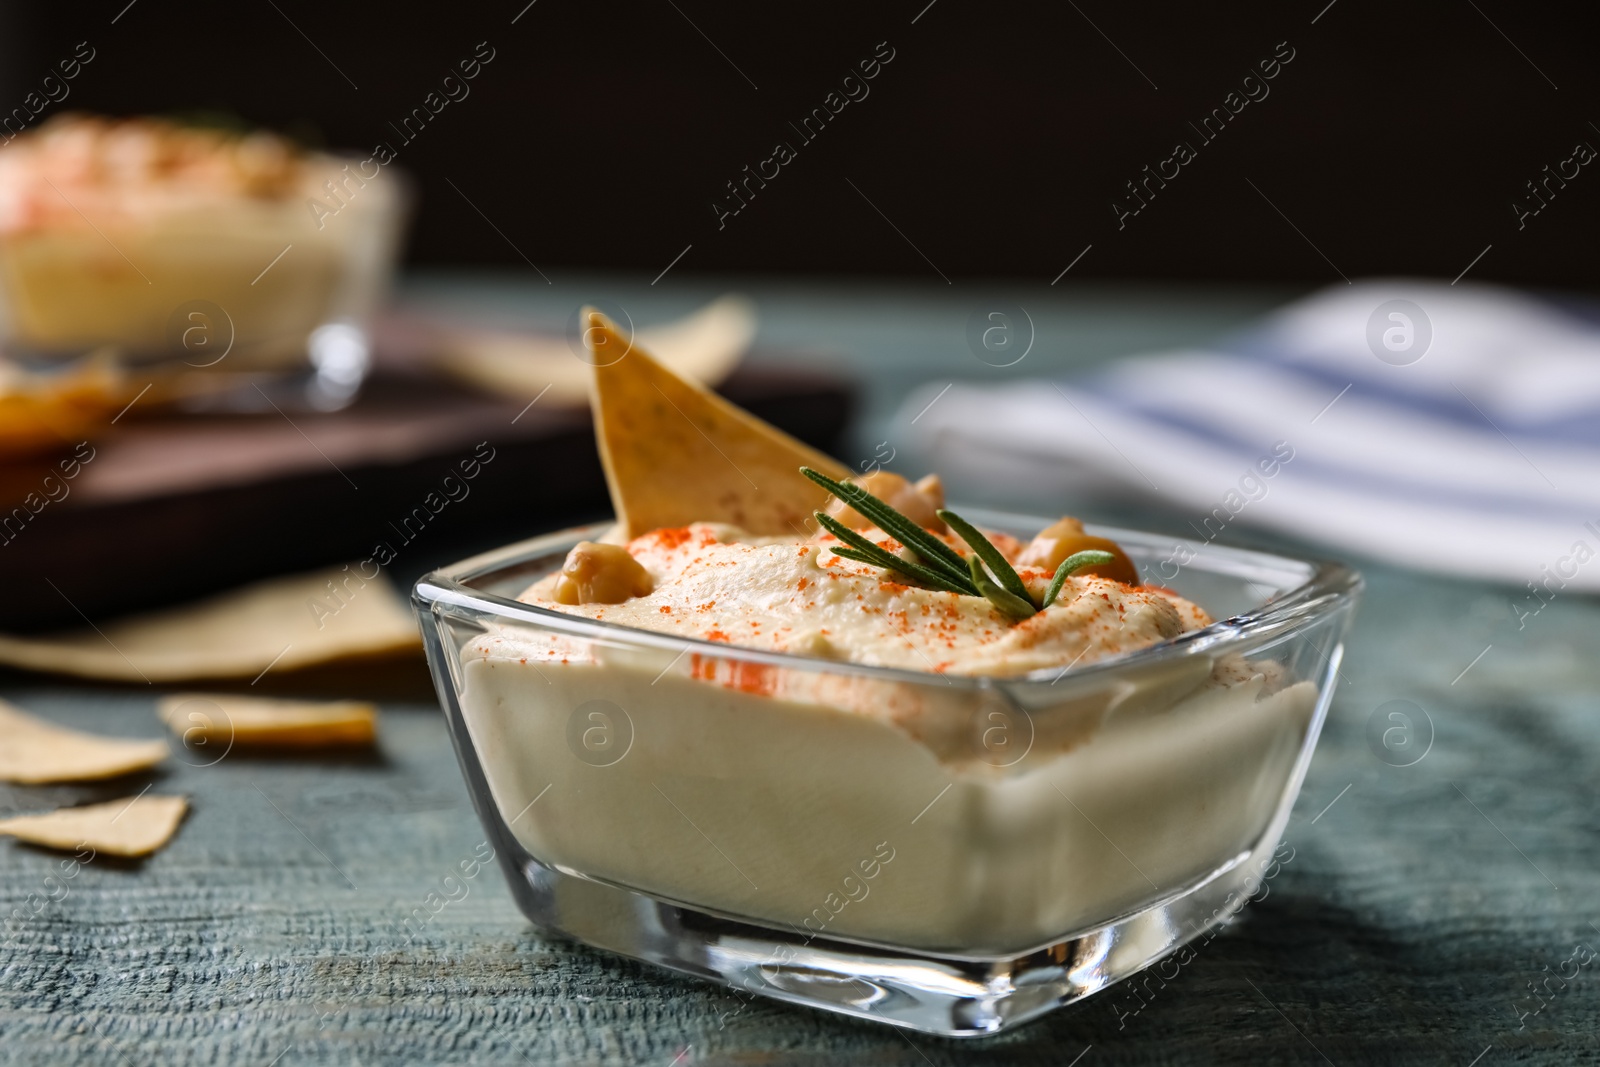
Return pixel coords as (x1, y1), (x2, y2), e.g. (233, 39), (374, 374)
(518, 521), (1214, 677)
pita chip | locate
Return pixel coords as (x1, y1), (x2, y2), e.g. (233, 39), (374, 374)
(637, 294), (756, 384)
(0, 794), (187, 857)
(0, 566), (421, 683)
(0, 699), (168, 784)
(585, 307), (852, 537)
(158, 693), (377, 748)
(439, 294), (755, 404)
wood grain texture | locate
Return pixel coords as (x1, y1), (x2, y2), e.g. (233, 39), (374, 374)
(2, 280), (1595, 1064)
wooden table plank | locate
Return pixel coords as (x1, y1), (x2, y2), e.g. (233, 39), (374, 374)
(3, 277), (1595, 1064)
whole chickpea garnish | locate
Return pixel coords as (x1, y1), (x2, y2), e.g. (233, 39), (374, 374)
(554, 542), (654, 605)
(1016, 517), (1138, 585)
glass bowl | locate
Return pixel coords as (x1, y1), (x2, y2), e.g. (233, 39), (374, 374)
(414, 511), (1360, 1037)
(0, 149), (407, 406)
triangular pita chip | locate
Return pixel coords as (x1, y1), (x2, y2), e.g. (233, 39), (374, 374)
(585, 308), (851, 537)
(437, 294), (755, 403)
(0, 566), (420, 683)
(0, 699), (168, 784)
(0, 794), (187, 857)
(158, 693), (377, 747)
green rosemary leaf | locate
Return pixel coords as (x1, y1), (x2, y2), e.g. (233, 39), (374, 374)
(1041, 550), (1117, 608)
(826, 548), (972, 595)
(967, 556), (1037, 620)
(938, 509), (1033, 605)
(799, 467), (971, 584)
(815, 513), (975, 594)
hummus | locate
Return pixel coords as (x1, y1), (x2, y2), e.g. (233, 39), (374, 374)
(520, 521), (1215, 676)
(453, 515), (1319, 953)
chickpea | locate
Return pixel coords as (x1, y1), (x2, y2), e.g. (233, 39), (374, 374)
(1016, 517), (1139, 585)
(554, 541), (654, 605)
(826, 471), (947, 532)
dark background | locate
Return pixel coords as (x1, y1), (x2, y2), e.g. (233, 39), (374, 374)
(2, 0), (1594, 285)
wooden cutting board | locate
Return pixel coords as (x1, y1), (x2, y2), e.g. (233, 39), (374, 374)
(0, 361), (854, 632)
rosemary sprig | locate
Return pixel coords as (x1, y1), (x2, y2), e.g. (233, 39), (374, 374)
(814, 512), (974, 595)
(938, 509), (1031, 604)
(801, 465), (1119, 621)
(799, 467), (971, 585)
(829, 549), (972, 595)
(1041, 550), (1116, 608)
(967, 556), (1037, 620)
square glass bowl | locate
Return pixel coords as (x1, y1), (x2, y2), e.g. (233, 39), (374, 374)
(415, 513), (1360, 1036)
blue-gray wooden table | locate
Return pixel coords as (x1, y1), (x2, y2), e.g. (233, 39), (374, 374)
(3, 275), (1596, 1065)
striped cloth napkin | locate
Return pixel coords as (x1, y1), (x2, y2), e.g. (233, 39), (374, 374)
(899, 280), (1600, 592)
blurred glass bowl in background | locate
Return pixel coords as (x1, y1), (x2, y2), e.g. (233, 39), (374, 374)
(0, 114), (407, 409)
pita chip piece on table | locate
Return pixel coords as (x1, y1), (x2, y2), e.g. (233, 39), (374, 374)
(436, 294), (755, 404)
(0, 699), (168, 784)
(584, 306), (851, 538)
(0, 795), (188, 858)
(158, 693), (377, 748)
(0, 565), (421, 683)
